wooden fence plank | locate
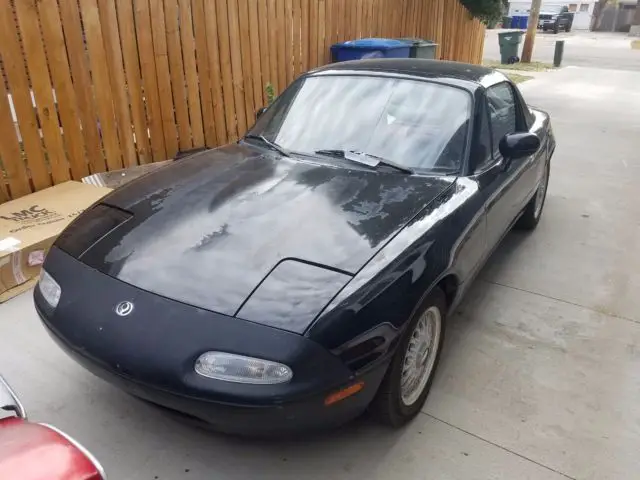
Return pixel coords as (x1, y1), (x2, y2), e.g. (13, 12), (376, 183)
(309, 0), (317, 68)
(401, 0), (409, 34)
(0, 70), (31, 199)
(1, 1), (50, 190)
(150, 0), (179, 157)
(284, 0), (293, 84)
(227, 0), (248, 136)
(334, 0), (342, 44)
(164, 0), (191, 151)
(342, 0), (350, 39)
(179, 0), (204, 147)
(15, 0), (70, 184)
(276, 0), (286, 89)
(266, 0), (279, 94)
(292, 0), (301, 76)
(300, 0), (309, 71)
(323, 0), (333, 64)
(37, 0), (88, 180)
(58, 0), (105, 174)
(350, 0), (358, 39)
(411, 0), (420, 36)
(383, 0), (392, 37)
(406, 0), (413, 34)
(191, 0), (216, 146)
(415, 0), (424, 40)
(257, 0), (271, 102)
(355, 0), (362, 38)
(133, 0), (167, 161)
(97, 0), (138, 167)
(116, 0), (152, 164)
(214, 0), (237, 142)
(79, 0), (123, 171)
(369, 0), (378, 36)
(284, 0), (293, 85)
(237, 0), (255, 130)
(248, 0), (264, 108)
(317, 0), (326, 66)
(437, 0), (445, 59)
(360, 0), (369, 37)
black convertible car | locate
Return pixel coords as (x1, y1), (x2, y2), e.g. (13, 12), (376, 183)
(35, 59), (554, 435)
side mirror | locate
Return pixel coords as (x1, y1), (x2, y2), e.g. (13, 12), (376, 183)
(499, 132), (540, 160)
(256, 107), (267, 120)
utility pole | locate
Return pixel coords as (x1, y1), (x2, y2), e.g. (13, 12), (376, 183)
(521, 0), (542, 63)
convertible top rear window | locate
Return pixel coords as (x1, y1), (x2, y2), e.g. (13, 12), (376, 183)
(251, 75), (472, 174)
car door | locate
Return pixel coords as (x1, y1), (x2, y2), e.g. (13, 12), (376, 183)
(478, 82), (537, 251)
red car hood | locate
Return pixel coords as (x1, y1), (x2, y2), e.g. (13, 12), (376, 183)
(0, 417), (102, 480)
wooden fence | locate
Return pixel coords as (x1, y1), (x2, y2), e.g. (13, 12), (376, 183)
(0, 0), (485, 204)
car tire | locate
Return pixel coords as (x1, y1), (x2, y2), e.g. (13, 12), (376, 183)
(516, 158), (550, 230)
(370, 287), (447, 427)
(565, 24), (571, 32)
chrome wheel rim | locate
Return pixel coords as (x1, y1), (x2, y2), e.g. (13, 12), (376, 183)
(400, 306), (442, 407)
(534, 162), (549, 218)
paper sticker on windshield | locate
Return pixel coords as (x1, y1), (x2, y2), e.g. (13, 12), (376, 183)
(0, 237), (21, 253)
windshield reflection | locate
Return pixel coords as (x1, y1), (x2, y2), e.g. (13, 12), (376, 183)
(250, 75), (472, 174)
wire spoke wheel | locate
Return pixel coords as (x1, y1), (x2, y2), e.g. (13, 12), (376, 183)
(400, 306), (442, 407)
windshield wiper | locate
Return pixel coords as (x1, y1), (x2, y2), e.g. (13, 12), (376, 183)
(244, 134), (291, 157)
(314, 149), (414, 174)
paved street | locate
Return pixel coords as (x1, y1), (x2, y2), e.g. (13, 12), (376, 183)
(1, 64), (640, 478)
(484, 29), (640, 71)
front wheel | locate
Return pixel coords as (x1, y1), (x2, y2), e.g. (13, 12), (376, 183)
(516, 159), (550, 230)
(370, 288), (446, 427)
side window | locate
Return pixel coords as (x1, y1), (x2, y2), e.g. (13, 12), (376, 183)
(486, 83), (517, 157)
(473, 102), (494, 172)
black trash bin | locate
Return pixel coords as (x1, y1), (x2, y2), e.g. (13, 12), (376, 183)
(498, 30), (524, 64)
(396, 38), (439, 59)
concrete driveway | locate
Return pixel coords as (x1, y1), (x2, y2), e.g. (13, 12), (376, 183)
(1, 66), (639, 479)
(484, 29), (640, 71)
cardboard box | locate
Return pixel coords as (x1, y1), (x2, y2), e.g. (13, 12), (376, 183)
(0, 181), (112, 302)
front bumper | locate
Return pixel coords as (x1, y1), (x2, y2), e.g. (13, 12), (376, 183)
(35, 247), (387, 435)
(40, 316), (384, 435)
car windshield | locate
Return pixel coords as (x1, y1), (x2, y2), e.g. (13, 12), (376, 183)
(248, 75), (472, 174)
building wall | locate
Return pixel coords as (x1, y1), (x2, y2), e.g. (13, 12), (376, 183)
(596, 3), (639, 32)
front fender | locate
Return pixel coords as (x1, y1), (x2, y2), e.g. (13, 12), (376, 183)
(306, 180), (472, 372)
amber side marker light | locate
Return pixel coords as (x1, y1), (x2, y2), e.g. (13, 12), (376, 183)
(324, 382), (365, 406)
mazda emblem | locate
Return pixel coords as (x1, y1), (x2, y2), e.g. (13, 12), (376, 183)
(114, 301), (134, 317)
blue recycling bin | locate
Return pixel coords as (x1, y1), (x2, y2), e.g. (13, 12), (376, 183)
(330, 38), (411, 62)
(511, 15), (529, 29)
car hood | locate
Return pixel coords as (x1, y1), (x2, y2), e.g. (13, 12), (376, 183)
(59, 144), (454, 322)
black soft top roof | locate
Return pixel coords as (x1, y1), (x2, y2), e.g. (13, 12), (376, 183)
(309, 59), (508, 91)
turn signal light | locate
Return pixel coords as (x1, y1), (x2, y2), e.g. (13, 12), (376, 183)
(324, 382), (364, 406)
